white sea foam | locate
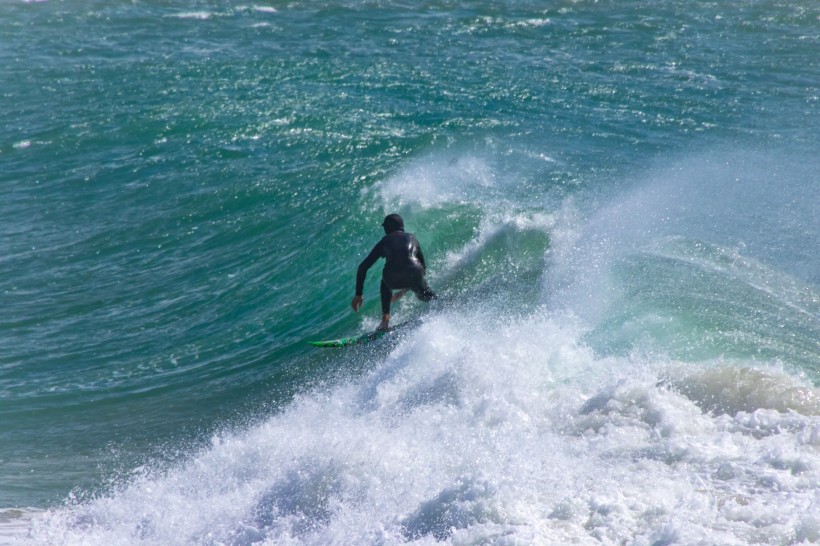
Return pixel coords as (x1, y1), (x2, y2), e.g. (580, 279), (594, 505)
(25, 308), (820, 545)
(166, 11), (216, 20)
(0, 509), (42, 545)
(235, 5), (279, 16)
(377, 154), (498, 209)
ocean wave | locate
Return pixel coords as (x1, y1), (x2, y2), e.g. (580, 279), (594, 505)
(24, 311), (820, 545)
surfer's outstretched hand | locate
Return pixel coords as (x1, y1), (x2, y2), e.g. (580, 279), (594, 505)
(351, 295), (363, 312)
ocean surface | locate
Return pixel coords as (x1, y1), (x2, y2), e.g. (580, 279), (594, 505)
(1, 0), (818, 544)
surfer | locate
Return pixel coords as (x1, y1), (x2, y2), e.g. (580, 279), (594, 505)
(351, 213), (436, 331)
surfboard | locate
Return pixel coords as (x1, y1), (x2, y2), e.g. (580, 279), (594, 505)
(308, 322), (410, 348)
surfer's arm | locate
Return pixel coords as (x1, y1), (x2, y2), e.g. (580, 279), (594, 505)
(355, 243), (382, 295)
(416, 244), (427, 272)
(352, 242), (384, 312)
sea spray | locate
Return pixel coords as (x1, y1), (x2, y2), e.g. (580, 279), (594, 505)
(28, 310), (820, 544)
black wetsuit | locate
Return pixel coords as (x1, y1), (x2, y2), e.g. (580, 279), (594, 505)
(355, 230), (436, 315)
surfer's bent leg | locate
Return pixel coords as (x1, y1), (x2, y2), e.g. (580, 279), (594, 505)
(411, 276), (436, 302)
(380, 278), (393, 315)
(418, 286), (437, 302)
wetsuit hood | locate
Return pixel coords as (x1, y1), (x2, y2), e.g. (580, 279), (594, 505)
(381, 213), (404, 233)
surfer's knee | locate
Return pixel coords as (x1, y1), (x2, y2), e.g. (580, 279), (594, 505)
(415, 287), (436, 302)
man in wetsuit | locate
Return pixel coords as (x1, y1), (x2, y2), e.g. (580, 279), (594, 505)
(351, 213), (436, 331)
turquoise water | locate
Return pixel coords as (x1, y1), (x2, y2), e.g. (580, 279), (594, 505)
(2, 1), (818, 543)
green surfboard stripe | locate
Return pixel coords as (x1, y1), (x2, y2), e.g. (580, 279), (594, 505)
(308, 322), (411, 348)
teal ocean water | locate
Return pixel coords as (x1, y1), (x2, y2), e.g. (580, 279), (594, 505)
(2, 1), (819, 543)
